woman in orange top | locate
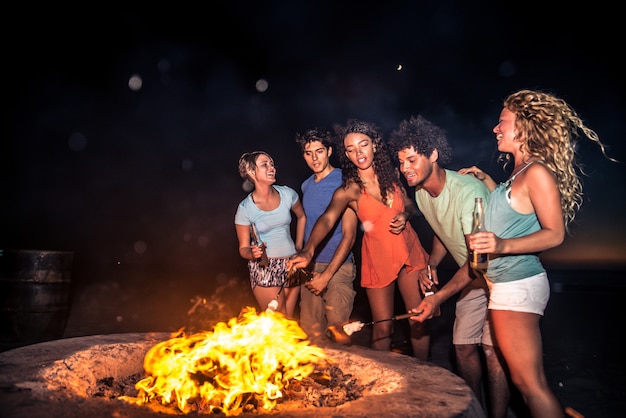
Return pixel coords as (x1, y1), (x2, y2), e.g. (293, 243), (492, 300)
(288, 119), (431, 359)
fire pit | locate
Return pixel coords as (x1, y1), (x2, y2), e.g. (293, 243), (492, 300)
(0, 332), (485, 417)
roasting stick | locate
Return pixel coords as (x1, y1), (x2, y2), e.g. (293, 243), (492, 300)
(266, 266), (310, 312)
(342, 311), (424, 336)
(266, 280), (287, 312)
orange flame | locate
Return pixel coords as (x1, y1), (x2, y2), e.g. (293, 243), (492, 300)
(121, 306), (327, 415)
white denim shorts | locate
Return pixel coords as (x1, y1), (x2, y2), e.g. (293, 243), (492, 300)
(486, 271), (550, 316)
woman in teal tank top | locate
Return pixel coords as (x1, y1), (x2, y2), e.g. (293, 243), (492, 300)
(459, 89), (615, 418)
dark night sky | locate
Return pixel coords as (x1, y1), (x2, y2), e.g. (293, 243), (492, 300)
(2, 1), (625, 275)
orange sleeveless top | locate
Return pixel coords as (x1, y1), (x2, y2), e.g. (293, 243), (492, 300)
(358, 186), (428, 288)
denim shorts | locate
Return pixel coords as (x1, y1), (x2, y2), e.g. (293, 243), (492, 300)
(486, 272), (550, 316)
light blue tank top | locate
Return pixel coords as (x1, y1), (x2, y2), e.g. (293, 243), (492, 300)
(485, 163), (545, 283)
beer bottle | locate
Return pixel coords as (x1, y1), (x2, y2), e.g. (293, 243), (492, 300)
(469, 197), (489, 271)
(250, 223), (269, 267)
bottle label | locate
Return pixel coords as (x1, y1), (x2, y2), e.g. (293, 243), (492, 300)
(469, 250), (488, 270)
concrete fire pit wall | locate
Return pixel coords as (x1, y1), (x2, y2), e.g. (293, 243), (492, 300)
(0, 333), (485, 418)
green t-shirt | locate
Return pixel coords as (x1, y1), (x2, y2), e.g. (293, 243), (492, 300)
(415, 169), (490, 267)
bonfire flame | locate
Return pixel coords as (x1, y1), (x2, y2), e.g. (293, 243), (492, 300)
(121, 306), (328, 415)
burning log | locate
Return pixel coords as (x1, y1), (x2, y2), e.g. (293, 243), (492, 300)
(94, 360), (366, 413)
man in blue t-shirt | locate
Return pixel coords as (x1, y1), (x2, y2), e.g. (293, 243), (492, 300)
(295, 128), (358, 343)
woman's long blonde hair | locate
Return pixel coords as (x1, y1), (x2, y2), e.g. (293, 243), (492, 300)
(502, 89), (615, 232)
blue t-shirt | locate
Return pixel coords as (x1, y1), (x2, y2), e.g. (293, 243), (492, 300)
(234, 185), (299, 257)
(301, 168), (353, 264)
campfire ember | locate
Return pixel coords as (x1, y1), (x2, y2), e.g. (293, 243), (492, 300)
(119, 306), (350, 415)
(95, 360), (365, 412)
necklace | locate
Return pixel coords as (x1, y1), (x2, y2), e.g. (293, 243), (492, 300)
(504, 160), (536, 190)
(510, 159), (534, 178)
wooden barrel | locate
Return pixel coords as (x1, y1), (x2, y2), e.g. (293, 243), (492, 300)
(0, 249), (73, 350)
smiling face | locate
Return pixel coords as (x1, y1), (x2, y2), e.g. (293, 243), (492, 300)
(343, 132), (375, 170)
(303, 140), (332, 176)
(493, 108), (518, 154)
(251, 153), (276, 184)
(397, 146), (433, 187)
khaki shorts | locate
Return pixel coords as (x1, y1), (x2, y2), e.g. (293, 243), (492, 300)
(299, 258), (356, 341)
(453, 277), (494, 346)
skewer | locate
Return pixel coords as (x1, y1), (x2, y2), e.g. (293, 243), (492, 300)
(266, 267), (312, 312)
(341, 311), (423, 336)
(266, 281), (287, 312)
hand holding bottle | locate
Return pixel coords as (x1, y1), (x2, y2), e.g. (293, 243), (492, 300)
(469, 231), (501, 257)
(250, 223), (269, 267)
(422, 265), (441, 317)
(469, 198), (489, 271)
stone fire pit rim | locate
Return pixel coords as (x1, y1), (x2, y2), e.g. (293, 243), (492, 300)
(0, 332), (485, 418)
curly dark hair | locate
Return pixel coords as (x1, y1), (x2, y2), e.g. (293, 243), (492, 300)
(294, 127), (333, 151)
(388, 115), (452, 167)
(333, 119), (399, 206)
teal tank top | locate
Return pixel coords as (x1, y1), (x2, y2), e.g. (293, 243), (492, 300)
(485, 164), (545, 283)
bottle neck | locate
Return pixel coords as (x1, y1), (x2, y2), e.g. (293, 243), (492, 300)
(473, 200), (485, 232)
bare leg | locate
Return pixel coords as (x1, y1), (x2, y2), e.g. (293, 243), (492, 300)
(455, 344), (484, 404)
(397, 267), (429, 360)
(365, 284), (395, 351)
(491, 310), (565, 418)
(483, 343), (510, 418)
(284, 286), (300, 319)
(253, 286), (285, 315)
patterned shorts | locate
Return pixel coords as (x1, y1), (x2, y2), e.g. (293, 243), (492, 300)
(247, 257), (302, 289)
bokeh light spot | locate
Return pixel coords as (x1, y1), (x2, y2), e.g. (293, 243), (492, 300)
(128, 74), (143, 91)
(243, 179), (254, 192)
(361, 220), (374, 233)
(134, 240), (147, 254)
(255, 78), (269, 92)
